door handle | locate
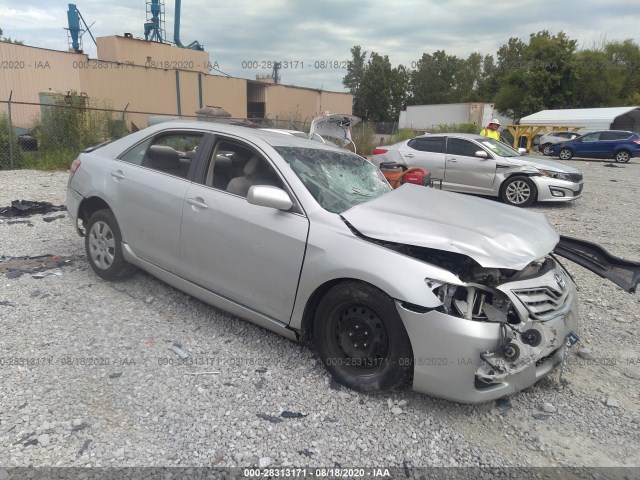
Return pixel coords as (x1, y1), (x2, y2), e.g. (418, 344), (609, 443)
(448, 158), (458, 163)
(111, 170), (125, 180)
(187, 197), (208, 209)
(405, 153), (415, 158)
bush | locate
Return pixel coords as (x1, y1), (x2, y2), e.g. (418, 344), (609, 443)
(0, 113), (24, 169)
(427, 123), (480, 134)
(351, 122), (376, 155)
(391, 129), (422, 143)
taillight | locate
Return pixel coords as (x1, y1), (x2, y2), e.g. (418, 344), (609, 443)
(633, 140), (640, 145)
(373, 148), (388, 155)
(70, 158), (81, 174)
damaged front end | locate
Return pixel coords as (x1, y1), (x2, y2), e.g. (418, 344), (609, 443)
(426, 256), (573, 386)
(379, 241), (578, 402)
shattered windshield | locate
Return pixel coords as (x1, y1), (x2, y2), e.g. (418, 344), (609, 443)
(478, 138), (522, 157)
(275, 147), (391, 214)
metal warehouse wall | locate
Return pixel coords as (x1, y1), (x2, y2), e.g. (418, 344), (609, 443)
(1, 39), (351, 130)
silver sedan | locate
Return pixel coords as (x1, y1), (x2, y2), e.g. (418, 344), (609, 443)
(66, 122), (639, 403)
(372, 133), (584, 207)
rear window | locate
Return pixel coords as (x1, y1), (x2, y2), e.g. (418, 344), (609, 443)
(407, 137), (444, 153)
(601, 131), (632, 140)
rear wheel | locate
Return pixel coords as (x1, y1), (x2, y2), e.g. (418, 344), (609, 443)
(541, 143), (552, 156)
(614, 150), (631, 163)
(314, 281), (413, 392)
(559, 148), (573, 160)
(85, 209), (136, 281)
(501, 176), (537, 208)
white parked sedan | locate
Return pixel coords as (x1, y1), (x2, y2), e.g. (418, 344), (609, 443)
(372, 133), (584, 207)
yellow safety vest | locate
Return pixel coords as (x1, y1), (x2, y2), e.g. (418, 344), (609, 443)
(480, 128), (500, 141)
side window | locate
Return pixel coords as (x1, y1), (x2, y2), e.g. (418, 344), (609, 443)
(447, 138), (482, 157)
(120, 138), (152, 165)
(204, 140), (283, 197)
(120, 131), (204, 179)
(581, 133), (600, 142)
(411, 137), (444, 153)
(611, 132), (632, 140)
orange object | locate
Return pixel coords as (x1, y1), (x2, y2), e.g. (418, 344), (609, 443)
(381, 165), (430, 189)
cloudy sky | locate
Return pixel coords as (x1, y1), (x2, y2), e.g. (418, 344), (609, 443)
(2, 0), (639, 91)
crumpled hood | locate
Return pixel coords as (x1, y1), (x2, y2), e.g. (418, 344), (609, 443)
(505, 155), (582, 174)
(342, 184), (559, 270)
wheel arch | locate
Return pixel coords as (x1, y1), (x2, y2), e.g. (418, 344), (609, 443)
(298, 277), (393, 345)
(78, 196), (115, 229)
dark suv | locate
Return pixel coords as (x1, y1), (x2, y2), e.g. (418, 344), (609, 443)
(549, 130), (640, 163)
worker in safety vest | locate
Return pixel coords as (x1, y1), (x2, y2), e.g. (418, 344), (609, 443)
(480, 119), (501, 140)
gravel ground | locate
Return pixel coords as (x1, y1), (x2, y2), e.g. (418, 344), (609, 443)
(0, 159), (639, 469)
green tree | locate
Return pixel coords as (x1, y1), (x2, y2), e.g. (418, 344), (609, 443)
(343, 46), (368, 118)
(494, 31), (579, 121)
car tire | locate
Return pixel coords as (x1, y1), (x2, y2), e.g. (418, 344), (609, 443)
(541, 143), (553, 156)
(85, 209), (136, 281)
(614, 150), (631, 163)
(500, 176), (537, 208)
(314, 281), (413, 392)
(559, 148), (573, 160)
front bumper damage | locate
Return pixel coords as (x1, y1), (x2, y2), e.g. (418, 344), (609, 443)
(397, 262), (578, 403)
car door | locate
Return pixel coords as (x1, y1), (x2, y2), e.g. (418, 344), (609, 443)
(574, 132), (601, 156)
(179, 136), (309, 323)
(397, 137), (446, 179)
(443, 137), (497, 193)
(105, 130), (207, 272)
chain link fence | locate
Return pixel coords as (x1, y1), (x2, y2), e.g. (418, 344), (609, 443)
(1, 94), (414, 169)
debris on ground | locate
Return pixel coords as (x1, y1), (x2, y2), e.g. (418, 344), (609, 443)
(0, 254), (82, 279)
(43, 214), (66, 223)
(281, 411), (307, 419)
(0, 200), (66, 218)
(603, 163), (624, 168)
(256, 413), (283, 424)
(169, 344), (189, 359)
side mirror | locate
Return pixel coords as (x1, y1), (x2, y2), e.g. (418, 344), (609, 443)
(518, 148), (527, 154)
(247, 185), (293, 211)
(475, 150), (489, 159)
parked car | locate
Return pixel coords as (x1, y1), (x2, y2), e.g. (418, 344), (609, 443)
(549, 130), (640, 163)
(66, 121), (640, 403)
(538, 131), (581, 156)
(371, 133), (584, 207)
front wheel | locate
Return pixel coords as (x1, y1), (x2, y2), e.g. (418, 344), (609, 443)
(614, 150), (631, 163)
(541, 143), (552, 156)
(314, 281), (413, 392)
(501, 176), (537, 208)
(559, 148), (573, 160)
(85, 209), (136, 281)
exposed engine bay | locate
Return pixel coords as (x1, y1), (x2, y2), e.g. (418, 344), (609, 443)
(364, 235), (570, 385)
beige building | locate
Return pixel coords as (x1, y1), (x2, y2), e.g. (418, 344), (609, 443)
(0, 36), (352, 130)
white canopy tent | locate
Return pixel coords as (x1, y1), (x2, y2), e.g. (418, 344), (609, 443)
(520, 107), (640, 132)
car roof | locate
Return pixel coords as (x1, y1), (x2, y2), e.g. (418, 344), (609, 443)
(139, 120), (342, 150)
(413, 133), (487, 142)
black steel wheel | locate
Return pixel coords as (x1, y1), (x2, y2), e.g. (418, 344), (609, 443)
(314, 281), (413, 392)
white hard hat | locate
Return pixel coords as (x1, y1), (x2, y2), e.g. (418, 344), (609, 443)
(490, 118), (501, 125)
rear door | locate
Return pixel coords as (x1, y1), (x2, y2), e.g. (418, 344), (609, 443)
(105, 130), (208, 271)
(443, 137), (496, 193)
(397, 136), (446, 179)
(179, 136), (309, 323)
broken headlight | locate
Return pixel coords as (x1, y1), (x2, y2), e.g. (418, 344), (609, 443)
(425, 279), (520, 324)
